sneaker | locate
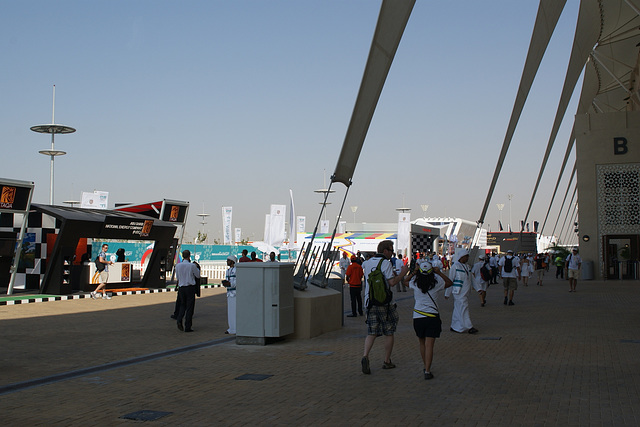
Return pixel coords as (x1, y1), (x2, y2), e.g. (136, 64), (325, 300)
(90, 292), (97, 299)
(468, 327), (479, 334)
(424, 370), (434, 380)
(508, 300), (515, 306)
(503, 297), (508, 305)
(361, 356), (371, 374)
(382, 360), (396, 369)
(103, 293), (111, 300)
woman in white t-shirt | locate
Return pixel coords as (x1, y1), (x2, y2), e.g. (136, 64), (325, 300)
(406, 260), (453, 380)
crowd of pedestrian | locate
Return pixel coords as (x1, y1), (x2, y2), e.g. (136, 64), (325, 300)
(348, 241), (582, 381)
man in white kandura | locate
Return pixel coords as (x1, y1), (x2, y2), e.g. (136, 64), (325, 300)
(445, 249), (478, 334)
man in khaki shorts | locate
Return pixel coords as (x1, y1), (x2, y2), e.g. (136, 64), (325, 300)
(499, 250), (521, 306)
(91, 244), (114, 299)
(565, 248), (582, 292)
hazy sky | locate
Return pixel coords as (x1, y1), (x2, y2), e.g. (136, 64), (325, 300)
(2, 1), (581, 242)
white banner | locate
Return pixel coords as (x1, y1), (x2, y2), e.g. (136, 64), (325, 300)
(81, 191), (108, 210)
(338, 221), (347, 234)
(297, 216), (306, 233)
(269, 204), (286, 247)
(264, 214), (271, 243)
(234, 227), (242, 244)
(222, 206), (233, 245)
(288, 189), (296, 247)
(397, 212), (410, 257)
(320, 219), (329, 234)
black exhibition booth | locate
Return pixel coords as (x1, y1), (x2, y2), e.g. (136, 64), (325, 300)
(31, 204), (178, 294)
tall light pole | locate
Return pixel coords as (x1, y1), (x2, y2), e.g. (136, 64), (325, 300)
(396, 194), (410, 213)
(420, 204), (429, 220)
(63, 200), (80, 208)
(507, 194), (514, 231)
(350, 206), (358, 223)
(195, 208), (209, 262)
(315, 169), (334, 221)
(31, 86), (75, 205)
(496, 203), (504, 229)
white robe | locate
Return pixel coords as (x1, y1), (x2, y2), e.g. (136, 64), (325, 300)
(446, 260), (473, 332)
(471, 261), (488, 292)
(226, 266), (237, 334)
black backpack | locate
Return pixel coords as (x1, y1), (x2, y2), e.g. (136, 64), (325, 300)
(95, 256), (105, 271)
(480, 262), (492, 281)
(504, 256), (513, 273)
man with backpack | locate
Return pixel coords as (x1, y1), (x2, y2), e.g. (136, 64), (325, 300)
(499, 249), (521, 306)
(361, 240), (409, 375)
(91, 243), (114, 299)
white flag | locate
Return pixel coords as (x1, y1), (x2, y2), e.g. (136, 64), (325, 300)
(338, 221), (347, 234)
(288, 189), (296, 247)
(297, 216), (306, 233)
(264, 214), (271, 243)
(320, 219), (329, 234)
(234, 228), (242, 244)
(397, 212), (410, 257)
(222, 206), (233, 245)
(269, 204), (286, 247)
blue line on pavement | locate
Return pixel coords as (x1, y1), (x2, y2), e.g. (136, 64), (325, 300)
(0, 336), (236, 396)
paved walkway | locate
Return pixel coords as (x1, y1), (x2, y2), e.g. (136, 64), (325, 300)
(1, 275), (639, 425)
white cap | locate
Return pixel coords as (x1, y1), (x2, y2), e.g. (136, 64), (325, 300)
(418, 259), (433, 273)
(457, 249), (470, 258)
(227, 254), (237, 263)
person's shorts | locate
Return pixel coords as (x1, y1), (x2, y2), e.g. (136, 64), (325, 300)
(503, 277), (518, 290)
(413, 315), (442, 338)
(366, 304), (399, 336)
(568, 269), (580, 279)
(99, 271), (109, 283)
(536, 269), (545, 279)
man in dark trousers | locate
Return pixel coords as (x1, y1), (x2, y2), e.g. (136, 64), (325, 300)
(175, 250), (201, 332)
(346, 255), (364, 317)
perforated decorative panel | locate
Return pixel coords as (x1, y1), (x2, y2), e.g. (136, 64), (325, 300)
(597, 163), (640, 234)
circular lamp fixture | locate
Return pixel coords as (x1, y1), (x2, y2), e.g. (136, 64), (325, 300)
(582, 235), (590, 242)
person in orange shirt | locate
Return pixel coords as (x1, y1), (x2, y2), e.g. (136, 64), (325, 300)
(346, 256), (365, 317)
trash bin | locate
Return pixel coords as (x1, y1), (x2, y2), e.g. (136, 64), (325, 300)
(581, 260), (593, 280)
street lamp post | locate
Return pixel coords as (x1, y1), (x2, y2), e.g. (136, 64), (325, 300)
(31, 86), (75, 205)
(315, 170), (335, 221)
(420, 204), (429, 220)
(507, 194), (514, 231)
(396, 194), (411, 214)
(195, 210), (210, 263)
(496, 203), (504, 229)
(63, 200), (81, 208)
(350, 206), (358, 223)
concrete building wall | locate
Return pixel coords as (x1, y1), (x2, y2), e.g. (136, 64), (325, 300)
(575, 111), (640, 279)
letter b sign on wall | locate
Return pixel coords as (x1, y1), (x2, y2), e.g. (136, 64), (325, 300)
(613, 137), (628, 155)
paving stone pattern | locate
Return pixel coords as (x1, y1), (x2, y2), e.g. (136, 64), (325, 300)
(1, 277), (639, 425)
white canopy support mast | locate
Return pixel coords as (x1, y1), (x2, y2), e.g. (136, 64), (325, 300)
(476, 0), (567, 228)
(293, 0), (415, 289)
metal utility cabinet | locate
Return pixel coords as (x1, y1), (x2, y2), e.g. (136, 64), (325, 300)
(235, 262), (294, 345)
